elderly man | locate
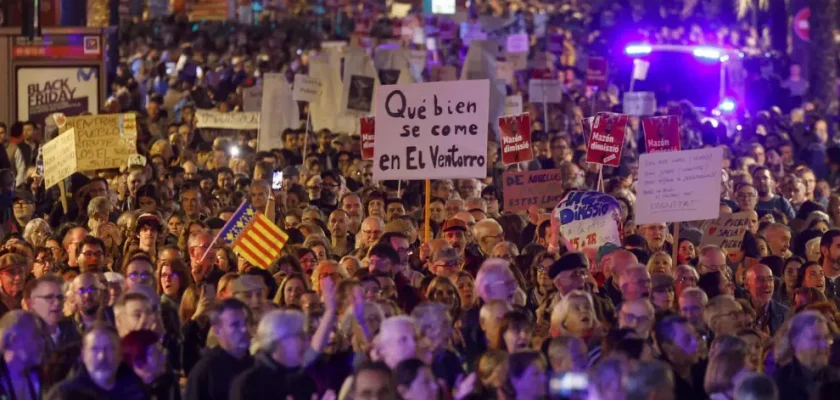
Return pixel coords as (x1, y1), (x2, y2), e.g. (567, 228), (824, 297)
(548, 252), (616, 325)
(697, 245), (728, 276)
(618, 298), (655, 340)
(340, 193), (364, 235)
(703, 295), (745, 337)
(188, 231), (224, 287)
(763, 223), (792, 258)
(674, 264), (700, 298)
(678, 287), (709, 333)
(445, 198), (465, 219)
(457, 179), (482, 200)
(474, 219), (504, 259)
(619, 264), (652, 303)
(0, 254), (26, 312)
(598, 247), (638, 307)
(24, 275), (80, 354)
(359, 216), (385, 249)
(62, 226), (88, 270)
(745, 264), (788, 335)
(640, 223), (670, 254)
(181, 187), (204, 222)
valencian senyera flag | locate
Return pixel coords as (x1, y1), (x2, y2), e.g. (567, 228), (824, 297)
(217, 201), (288, 269)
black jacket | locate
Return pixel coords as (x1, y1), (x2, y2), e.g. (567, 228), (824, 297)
(148, 370), (181, 400)
(229, 352), (318, 400)
(47, 364), (147, 400)
(773, 358), (824, 400)
(184, 346), (253, 400)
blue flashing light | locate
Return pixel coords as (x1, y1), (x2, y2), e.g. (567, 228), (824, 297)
(693, 47), (722, 60)
(625, 44), (652, 56)
(718, 98), (736, 113)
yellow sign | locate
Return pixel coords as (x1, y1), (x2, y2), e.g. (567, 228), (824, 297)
(60, 113), (137, 170)
(43, 128), (78, 188)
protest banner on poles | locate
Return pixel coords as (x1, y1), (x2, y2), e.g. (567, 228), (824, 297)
(623, 92), (657, 116)
(502, 169), (565, 212)
(585, 113), (628, 167)
(555, 191), (623, 251)
(195, 110), (260, 130)
(499, 113), (532, 165)
(42, 128), (78, 188)
(373, 80), (490, 180)
(259, 73), (300, 151)
(528, 80), (563, 103)
(59, 113), (137, 171)
(642, 115), (681, 153)
(636, 147), (723, 224)
(361, 117), (375, 160)
(701, 212), (751, 252)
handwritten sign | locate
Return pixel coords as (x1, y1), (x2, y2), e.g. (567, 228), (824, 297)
(506, 33), (529, 53)
(623, 92), (656, 116)
(361, 117), (375, 160)
(42, 128), (77, 188)
(195, 110), (260, 130)
(555, 191), (622, 250)
(293, 74), (323, 103)
(636, 147), (723, 224)
(701, 212), (750, 251)
(505, 95), (523, 116)
(502, 169), (565, 212)
(642, 115), (681, 153)
(528, 79), (563, 103)
(585, 113), (627, 167)
(60, 114), (137, 171)
(499, 113), (532, 165)
(373, 80), (490, 180)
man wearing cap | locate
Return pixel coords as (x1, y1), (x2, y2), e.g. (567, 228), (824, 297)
(232, 275), (270, 321)
(442, 218), (484, 275)
(650, 274), (676, 311)
(430, 247), (461, 279)
(548, 252), (616, 325)
(9, 190), (36, 234)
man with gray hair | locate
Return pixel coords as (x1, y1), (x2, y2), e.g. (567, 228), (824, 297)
(619, 264), (651, 302)
(188, 230), (223, 286)
(474, 218), (504, 259)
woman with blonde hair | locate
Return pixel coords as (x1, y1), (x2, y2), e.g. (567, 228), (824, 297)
(310, 260), (348, 296)
(647, 251), (673, 275)
(549, 290), (602, 346)
(425, 276), (462, 322)
(273, 272), (310, 308)
(469, 350), (509, 399)
(22, 218), (50, 247)
(704, 349), (750, 400)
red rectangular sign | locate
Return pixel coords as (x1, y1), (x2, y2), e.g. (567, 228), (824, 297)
(586, 113), (627, 167)
(585, 57), (608, 89)
(361, 117), (375, 160)
(499, 113), (533, 165)
(12, 35), (101, 60)
(642, 115), (681, 153)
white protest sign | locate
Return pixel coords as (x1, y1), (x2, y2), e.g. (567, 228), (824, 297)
(373, 80), (490, 180)
(528, 80), (563, 103)
(701, 212), (751, 251)
(623, 92), (656, 116)
(555, 191), (623, 250)
(636, 147), (723, 224)
(504, 95), (523, 116)
(259, 73), (300, 151)
(506, 33), (529, 53)
(195, 110), (260, 130)
(242, 86), (263, 112)
(293, 74), (323, 103)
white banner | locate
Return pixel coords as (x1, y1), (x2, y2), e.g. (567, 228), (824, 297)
(310, 50), (356, 132)
(342, 49), (380, 115)
(293, 74), (323, 103)
(258, 73), (300, 151)
(636, 147), (723, 224)
(373, 80), (490, 180)
(623, 92), (656, 116)
(195, 110), (260, 130)
(505, 95), (523, 116)
(528, 80), (564, 103)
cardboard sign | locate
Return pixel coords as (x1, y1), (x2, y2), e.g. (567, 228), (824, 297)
(59, 113), (137, 171)
(504, 95), (523, 116)
(506, 33), (529, 53)
(642, 115), (681, 153)
(373, 80), (490, 180)
(632, 59), (650, 80)
(555, 191), (622, 250)
(502, 169), (565, 212)
(623, 92), (656, 116)
(496, 60), (514, 83)
(42, 128), (77, 188)
(242, 85), (262, 112)
(507, 52), (528, 70)
(636, 147), (724, 224)
(430, 65), (457, 81)
(528, 79), (563, 103)
(585, 113), (627, 167)
(499, 113), (532, 165)
(547, 33), (564, 53)
(701, 212), (750, 251)
(361, 117), (375, 160)
(195, 110), (260, 130)
(586, 57), (608, 89)
(293, 74), (322, 103)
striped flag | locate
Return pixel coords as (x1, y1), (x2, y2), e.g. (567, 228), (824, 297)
(218, 200), (288, 269)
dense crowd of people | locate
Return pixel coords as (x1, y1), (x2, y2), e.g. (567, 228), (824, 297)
(0, 1), (838, 400)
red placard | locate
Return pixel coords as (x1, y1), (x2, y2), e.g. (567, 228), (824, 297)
(499, 113), (533, 165)
(585, 57), (608, 89)
(361, 117), (375, 160)
(585, 113), (628, 167)
(530, 69), (553, 79)
(642, 115), (681, 153)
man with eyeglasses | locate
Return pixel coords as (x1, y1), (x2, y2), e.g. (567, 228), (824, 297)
(549, 252), (616, 325)
(359, 216), (384, 249)
(367, 243), (421, 313)
(734, 183), (759, 213)
(10, 190), (36, 234)
(641, 223), (671, 255)
(702, 295), (744, 337)
(188, 231), (224, 288)
(24, 275), (79, 354)
(618, 298), (655, 340)
(430, 247), (461, 279)
(745, 263), (788, 335)
(674, 264), (700, 298)
(77, 235), (107, 274)
(71, 272), (114, 333)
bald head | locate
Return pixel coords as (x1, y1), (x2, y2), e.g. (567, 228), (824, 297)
(605, 249), (639, 281)
(745, 264), (774, 306)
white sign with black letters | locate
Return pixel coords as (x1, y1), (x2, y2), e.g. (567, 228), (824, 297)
(373, 80), (490, 180)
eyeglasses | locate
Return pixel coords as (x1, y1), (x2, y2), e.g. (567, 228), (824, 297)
(621, 312), (651, 325)
(82, 251), (104, 258)
(161, 272), (179, 280)
(76, 286), (99, 295)
(434, 261), (460, 270)
(35, 256), (53, 264)
(34, 294), (65, 303)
